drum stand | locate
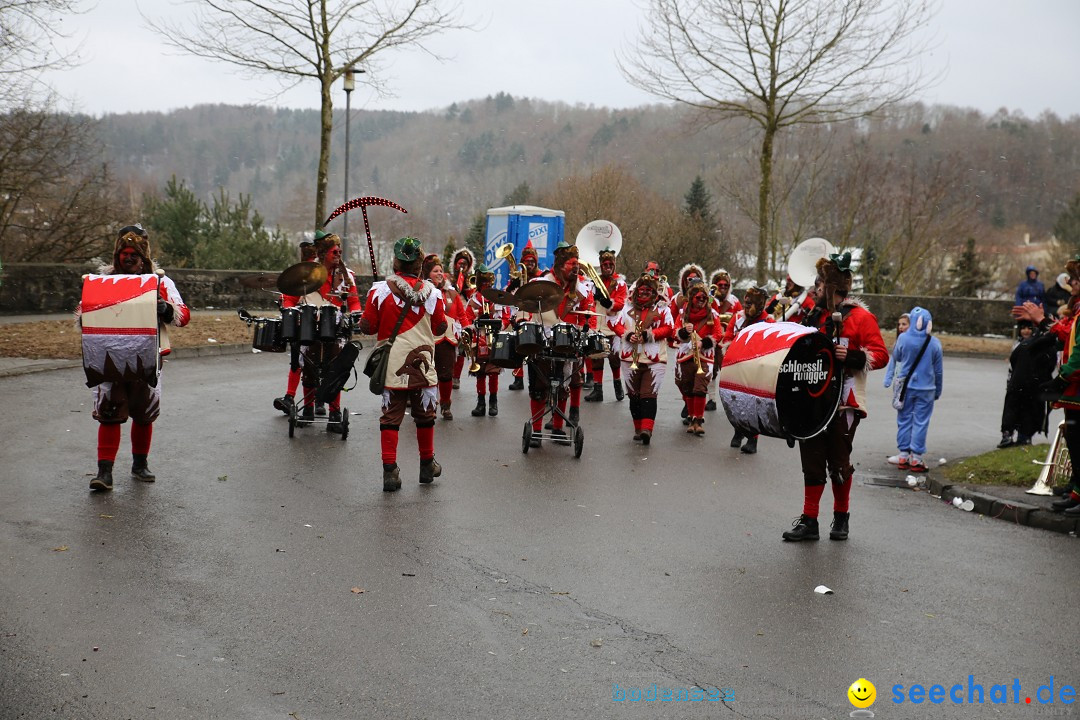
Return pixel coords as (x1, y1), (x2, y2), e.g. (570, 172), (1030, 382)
(282, 307), (362, 441)
(521, 353), (585, 458)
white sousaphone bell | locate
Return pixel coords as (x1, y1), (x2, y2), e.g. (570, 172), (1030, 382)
(780, 236), (836, 320)
(575, 219), (623, 300)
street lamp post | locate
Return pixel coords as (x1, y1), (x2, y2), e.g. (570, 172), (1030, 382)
(341, 68), (364, 270)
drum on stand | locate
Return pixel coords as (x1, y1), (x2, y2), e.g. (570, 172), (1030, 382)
(582, 331), (610, 359)
(298, 305), (318, 345)
(550, 323), (579, 357)
(252, 318), (286, 352)
(317, 306), (339, 341)
(717, 321), (842, 440)
(515, 322), (545, 356)
(490, 331), (522, 369)
(280, 307), (300, 342)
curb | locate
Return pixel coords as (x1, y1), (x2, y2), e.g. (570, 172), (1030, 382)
(925, 476), (1079, 536)
(0, 344), (254, 378)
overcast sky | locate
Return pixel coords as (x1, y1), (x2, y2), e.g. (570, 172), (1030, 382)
(48, 0), (1080, 119)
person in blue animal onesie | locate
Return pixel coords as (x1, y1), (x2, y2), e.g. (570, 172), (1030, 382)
(882, 306), (943, 473)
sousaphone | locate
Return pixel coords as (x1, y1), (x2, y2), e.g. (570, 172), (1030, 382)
(575, 220), (622, 300)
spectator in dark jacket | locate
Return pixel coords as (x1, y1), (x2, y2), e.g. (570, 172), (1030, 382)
(1044, 272), (1072, 318)
(998, 319), (1058, 447)
(1015, 266), (1045, 307)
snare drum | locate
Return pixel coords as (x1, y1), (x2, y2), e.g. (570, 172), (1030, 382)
(280, 307), (300, 342)
(550, 323), (579, 357)
(318, 306), (338, 341)
(515, 322), (544, 356)
(490, 331), (522, 369)
(583, 331), (610, 359)
(298, 305), (318, 345)
(717, 321), (841, 440)
(252, 318), (286, 352)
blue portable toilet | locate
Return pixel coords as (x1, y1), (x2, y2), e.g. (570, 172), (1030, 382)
(484, 205), (565, 288)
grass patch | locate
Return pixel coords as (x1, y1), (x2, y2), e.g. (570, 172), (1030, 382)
(942, 443), (1051, 487)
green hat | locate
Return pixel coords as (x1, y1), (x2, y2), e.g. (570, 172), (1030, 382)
(313, 230), (331, 242)
(394, 236), (423, 262)
(475, 262), (495, 276)
(828, 251), (853, 273)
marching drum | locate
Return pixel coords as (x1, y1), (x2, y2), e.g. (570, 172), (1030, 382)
(515, 322), (545, 355)
(298, 305), (318, 345)
(582, 331), (610, 359)
(317, 305), (339, 341)
(550, 323), (579, 357)
(718, 321), (842, 440)
(280, 307), (300, 342)
(80, 273), (160, 388)
(252, 318), (286, 352)
(490, 331), (522, 369)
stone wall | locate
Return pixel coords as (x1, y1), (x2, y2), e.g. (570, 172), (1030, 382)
(0, 263), (379, 314)
(0, 263), (1016, 335)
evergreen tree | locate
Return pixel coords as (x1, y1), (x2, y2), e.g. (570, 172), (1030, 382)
(502, 182), (530, 206)
(948, 237), (990, 297)
(142, 176), (203, 268)
(681, 175), (724, 267)
(683, 175), (715, 225)
(1054, 192), (1080, 253)
(465, 213), (485, 260)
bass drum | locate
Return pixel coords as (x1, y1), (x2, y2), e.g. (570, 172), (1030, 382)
(717, 321), (841, 440)
(515, 322), (545, 356)
(490, 331), (522, 369)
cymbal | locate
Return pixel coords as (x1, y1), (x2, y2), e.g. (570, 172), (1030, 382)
(239, 271), (281, 290)
(480, 287), (518, 306)
(276, 262), (328, 296)
(513, 280), (563, 313)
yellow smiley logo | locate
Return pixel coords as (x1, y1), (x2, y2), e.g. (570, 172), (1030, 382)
(847, 678), (876, 709)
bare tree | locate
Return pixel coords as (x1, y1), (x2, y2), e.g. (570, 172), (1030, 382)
(148, 0), (466, 227)
(621, 0), (937, 284)
(0, 0), (82, 105)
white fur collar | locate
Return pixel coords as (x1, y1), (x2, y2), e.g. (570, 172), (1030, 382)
(388, 274), (433, 304)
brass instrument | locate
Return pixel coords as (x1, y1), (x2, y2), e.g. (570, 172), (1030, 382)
(1030, 419), (1070, 496)
(629, 310), (643, 371)
(496, 243), (521, 281)
(690, 328), (706, 375)
(460, 327), (481, 373)
(575, 220), (622, 301)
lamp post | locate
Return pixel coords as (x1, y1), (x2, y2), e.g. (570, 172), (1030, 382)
(341, 67), (364, 269)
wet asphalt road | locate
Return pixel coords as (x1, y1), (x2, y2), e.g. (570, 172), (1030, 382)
(1, 351), (1077, 719)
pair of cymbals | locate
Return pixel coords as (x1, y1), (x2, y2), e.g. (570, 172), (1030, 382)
(478, 280), (564, 313)
(277, 262), (328, 296)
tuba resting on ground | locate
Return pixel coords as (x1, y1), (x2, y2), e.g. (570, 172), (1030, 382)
(575, 220), (623, 301)
(1029, 420), (1070, 495)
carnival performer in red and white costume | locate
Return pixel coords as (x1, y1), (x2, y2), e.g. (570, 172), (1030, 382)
(449, 247), (476, 390)
(422, 253), (466, 421)
(609, 273), (675, 445)
(83, 224), (190, 491)
(782, 253), (888, 542)
(462, 263), (513, 418)
(359, 237), (448, 492)
(506, 241), (544, 392)
(280, 231), (362, 432)
(718, 286), (775, 454)
(273, 238), (318, 416)
(521, 241), (596, 446)
(704, 269), (742, 412)
(673, 280), (723, 436)
(583, 246), (628, 403)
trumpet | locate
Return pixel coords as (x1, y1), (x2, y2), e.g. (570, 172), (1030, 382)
(460, 326), (481, 373)
(496, 243), (521, 281)
(690, 329), (706, 375)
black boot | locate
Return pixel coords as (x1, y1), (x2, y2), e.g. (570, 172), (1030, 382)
(584, 385), (604, 402)
(383, 463), (401, 492)
(612, 379), (624, 402)
(740, 436), (758, 454)
(705, 398), (717, 412)
(1051, 494), (1080, 512)
(327, 409), (343, 433)
(90, 460), (113, 492)
(315, 402), (327, 417)
(583, 374), (594, 390)
(782, 515), (819, 542)
(273, 394), (294, 415)
(829, 511), (850, 541)
(131, 454), (156, 482)
(297, 404), (315, 427)
(996, 431), (1014, 449)
(569, 405), (579, 425)
(488, 393), (499, 417)
(730, 431), (744, 449)
(509, 376), (524, 391)
(471, 394), (486, 417)
(419, 458), (442, 484)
